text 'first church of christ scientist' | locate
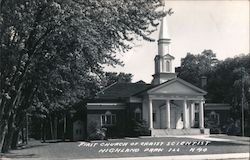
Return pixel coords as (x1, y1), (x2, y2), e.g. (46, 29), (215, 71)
(79, 7), (210, 139)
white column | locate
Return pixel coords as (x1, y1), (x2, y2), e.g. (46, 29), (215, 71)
(183, 99), (188, 129)
(199, 101), (204, 129)
(166, 99), (170, 129)
(149, 98), (153, 130)
(190, 103), (195, 127)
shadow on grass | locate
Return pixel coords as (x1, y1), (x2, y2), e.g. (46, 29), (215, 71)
(15, 143), (48, 150)
(207, 141), (249, 146)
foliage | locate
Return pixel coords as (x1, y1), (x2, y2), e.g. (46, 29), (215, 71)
(103, 72), (133, 87)
(179, 52), (250, 135)
(87, 122), (107, 140)
(128, 119), (150, 137)
(177, 50), (218, 87)
(206, 55), (250, 124)
(205, 117), (221, 134)
(0, 0), (164, 152)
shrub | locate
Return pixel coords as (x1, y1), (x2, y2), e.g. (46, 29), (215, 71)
(128, 119), (150, 137)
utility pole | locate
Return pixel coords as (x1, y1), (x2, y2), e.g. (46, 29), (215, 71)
(26, 113), (29, 144)
(241, 67), (245, 137)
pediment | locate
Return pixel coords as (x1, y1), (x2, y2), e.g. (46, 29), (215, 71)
(148, 78), (207, 95)
(163, 54), (175, 60)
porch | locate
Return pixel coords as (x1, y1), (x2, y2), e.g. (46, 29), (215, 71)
(145, 98), (208, 136)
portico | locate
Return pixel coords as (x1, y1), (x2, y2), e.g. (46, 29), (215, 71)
(142, 78), (208, 136)
(148, 98), (205, 130)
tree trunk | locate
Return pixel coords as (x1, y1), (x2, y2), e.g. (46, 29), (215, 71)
(1, 129), (14, 153)
(1, 116), (15, 153)
(26, 114), (28, 144)
(50, 115), (54, 140)
(0, 122), (7, 152)
(11, 129), (19, 149)
(54, 116), (57, 140)
(62, 114), (66, 142)
(21, 128), (25, 143)
(42, 120), (46, 142)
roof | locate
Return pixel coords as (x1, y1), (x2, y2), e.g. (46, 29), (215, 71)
(204, 103), (231, 110)
(96, 77), (207, 100)
(96, 82), (152, 99)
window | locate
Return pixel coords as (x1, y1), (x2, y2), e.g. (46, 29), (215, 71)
(209, 111), (220, 125)
(101, 111), (116, 126)
(166, 61), (170, 72)
(195, 113), (199, 121)
(134, 108), (142, 121)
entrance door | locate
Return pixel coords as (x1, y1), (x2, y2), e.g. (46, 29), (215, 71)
(170, 106), (176, 128)
(160, 106), (166, 129)
(73, 120), (84, 141)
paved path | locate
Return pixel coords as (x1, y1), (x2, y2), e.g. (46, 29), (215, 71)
(0, 135), (249, 160)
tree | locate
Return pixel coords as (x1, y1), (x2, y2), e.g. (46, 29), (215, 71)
(178, 52), (250, 135)
(103, 72), (133, 87)
(177, 50), (218, 87)
(0, 0), (164, 152)
(207, 55), (250, 122)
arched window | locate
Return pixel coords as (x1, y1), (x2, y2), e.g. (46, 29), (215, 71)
(134, 108), (142, 121)
(209, 111), (220, 125)
(101, 111), (116, 126)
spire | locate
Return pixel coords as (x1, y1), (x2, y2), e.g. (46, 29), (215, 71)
(159, 1), (171, 40)
(157, 12), (171, 56)
(152, 2), (176, 85)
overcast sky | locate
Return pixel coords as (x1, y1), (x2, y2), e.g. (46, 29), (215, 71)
(105, 0), (249, 83)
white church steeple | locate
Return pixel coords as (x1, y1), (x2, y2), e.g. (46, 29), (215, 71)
(152, 4), (177, 85)
(158, 4), (171, 56)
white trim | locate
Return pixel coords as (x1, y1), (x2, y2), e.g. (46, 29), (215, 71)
(148, 95), (204, 101)
(129, 97), (143, 103)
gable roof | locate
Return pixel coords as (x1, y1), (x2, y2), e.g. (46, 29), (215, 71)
(147, 78), (207, 95)
(95, 77), (207, 100)
(96, 82), (152, 99)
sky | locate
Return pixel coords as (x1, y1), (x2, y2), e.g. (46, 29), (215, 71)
(105, 0), (249, 83)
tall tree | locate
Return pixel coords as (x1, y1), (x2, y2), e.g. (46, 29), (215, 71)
(177, 50), (218, 87)
(0, 0), (164, 152)
(103, 72), (133, 87)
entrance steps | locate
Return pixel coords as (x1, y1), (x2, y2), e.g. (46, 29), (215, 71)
(151, 128), (210, 137)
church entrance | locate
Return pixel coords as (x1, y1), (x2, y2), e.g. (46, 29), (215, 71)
(160, 106), (166, 129)
(170, 106), (176, 129)
(159, 105), (177, 129)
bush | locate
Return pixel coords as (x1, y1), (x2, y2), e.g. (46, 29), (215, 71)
(87, 128), (107, 140)
(87, 122), (107, 140)
(205, 119), (221, 134)
(128, 119), (150, 137)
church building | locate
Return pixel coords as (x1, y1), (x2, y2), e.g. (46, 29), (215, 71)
(82, 8), (210, 139)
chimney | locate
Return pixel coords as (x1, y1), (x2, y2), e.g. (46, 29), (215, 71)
(201, 76), (207, 89)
